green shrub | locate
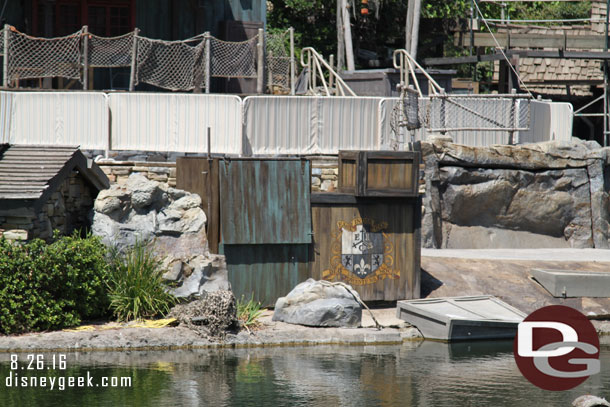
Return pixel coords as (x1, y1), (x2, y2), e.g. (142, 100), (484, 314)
(107, 241), (176, 321)
(236, 295), (264, 329)
(0, 233), (111, 334)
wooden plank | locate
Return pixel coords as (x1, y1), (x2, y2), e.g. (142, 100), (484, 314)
(176, 157), (220, 254)
(457, 32), (610, 50)
(219, 159), (312, 245)
(310, 201), (420, 301)
(224, 244), (310, 307)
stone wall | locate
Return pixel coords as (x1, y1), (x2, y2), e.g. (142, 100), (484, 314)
(0, 171), (96, 240)
(421, 137), (610, 249)
(98, 158), (340, 192)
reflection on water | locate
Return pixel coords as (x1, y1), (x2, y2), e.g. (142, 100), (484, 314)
(0, 341), (608, 406)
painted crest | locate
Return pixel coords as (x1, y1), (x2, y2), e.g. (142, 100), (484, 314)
(323, 217), (400, 286)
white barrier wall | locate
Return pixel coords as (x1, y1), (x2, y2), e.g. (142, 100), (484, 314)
(518, 100), (573, 143)
(0, 91), (575, 155)
(3, 92), (108, 149)
(244, 96), (383, 155)
(0, 91), (13, 144)
(243, 96), (316, 155)
(108, 93), (243, 154)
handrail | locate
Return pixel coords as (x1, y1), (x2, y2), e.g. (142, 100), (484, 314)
(300, 47), (356, 96)
(393, 49), (443, 97)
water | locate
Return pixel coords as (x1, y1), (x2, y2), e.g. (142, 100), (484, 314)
(0, 341), (608, 406)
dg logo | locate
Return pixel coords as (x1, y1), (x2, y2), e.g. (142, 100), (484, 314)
(514, 305), (600, 391)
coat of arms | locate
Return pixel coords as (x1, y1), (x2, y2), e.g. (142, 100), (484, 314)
(322, 217), (400, 286)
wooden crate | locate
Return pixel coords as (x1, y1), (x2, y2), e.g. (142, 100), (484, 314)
(309, 194), (421, 301)
(338, 150), (420, 197)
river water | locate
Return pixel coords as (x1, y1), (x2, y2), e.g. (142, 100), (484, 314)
(0, 341), (608, 406)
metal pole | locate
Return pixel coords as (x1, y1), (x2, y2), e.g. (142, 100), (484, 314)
(329, 54), (335, 93)
(510, 88), (517, 145)
(128, 27), (140, 92)
(204, 32), (211, 94)
(257, 28), (264, 94)
(3, 25), (9, 88)
(289, 27), (295, 95)
(342, 0), (355, 71)
(82, 25), (89, 90)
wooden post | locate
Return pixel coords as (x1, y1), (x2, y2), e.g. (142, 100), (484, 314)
(336, 1), (345, 73)
(405, 0), (415, 52)
(204, 32), (211, 94)
(341, 0), (355, 71)
(128, 28), (140, 92)
(410, 0), (421, 60)
(289, 27), (296, 95)
(2, 25), (8, 88)
(82, 25), (89, 90)
(257, 28), (264, 94)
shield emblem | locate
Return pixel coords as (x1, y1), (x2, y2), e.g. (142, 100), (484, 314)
(341, 224), (384, 279)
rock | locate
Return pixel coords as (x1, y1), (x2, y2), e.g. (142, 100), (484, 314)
(435, 165), (593, 248)
(93, 188), (129, 217)
(126, 173), (159, 209)
(1, 229), (28, 241)
(573, 395), (610, 407)
(168, 255), (230, 298)
(272, 279), (362, 327)
(162, 261), (184, 282)
(91, 172), (227, 295)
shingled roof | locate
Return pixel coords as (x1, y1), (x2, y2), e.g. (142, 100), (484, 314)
(0, 144), (109, 209)
(492, 0), (606, 97)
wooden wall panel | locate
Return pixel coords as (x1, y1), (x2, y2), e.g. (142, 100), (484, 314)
(176, 157), (220, 253)
(219, 159), (311, 245)
(225, 244), (310, 307)
(310, 200), (420, 301)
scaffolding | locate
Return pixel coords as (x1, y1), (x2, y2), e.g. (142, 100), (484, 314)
(425, 0), (610, 146)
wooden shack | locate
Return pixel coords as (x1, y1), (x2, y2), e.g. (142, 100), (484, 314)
(176, 152), (421, 305)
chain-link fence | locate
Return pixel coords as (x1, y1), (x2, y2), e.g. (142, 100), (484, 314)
(421, 94), (531, 135)
(1, 25), (296, 93)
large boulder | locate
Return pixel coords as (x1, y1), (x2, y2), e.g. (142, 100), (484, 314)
(272, 279), (362, 327)
(91, 173), (229, 296)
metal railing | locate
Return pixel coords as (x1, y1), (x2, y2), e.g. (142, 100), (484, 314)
(300, 47), (356, 96)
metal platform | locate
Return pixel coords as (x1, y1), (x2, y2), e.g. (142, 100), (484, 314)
(396, 295), (526, 342)
(531, 268), (610, 298)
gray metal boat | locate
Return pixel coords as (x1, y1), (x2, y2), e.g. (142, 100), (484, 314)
(396, 295), (526, 342)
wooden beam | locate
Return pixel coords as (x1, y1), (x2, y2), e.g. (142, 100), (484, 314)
(456, 32), (610, 50)
(425, 51), (610, 66)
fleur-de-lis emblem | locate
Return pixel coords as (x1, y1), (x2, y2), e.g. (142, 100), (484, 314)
(353, 258), (371, 276)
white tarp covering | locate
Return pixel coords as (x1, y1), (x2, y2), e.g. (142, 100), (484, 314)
(3, 91), (108, 149)
(0, 91), (575, 155)
(0, 91), (13, 144)
(518, 100), (573, 143)
(244, 96), (383, 155)
(108, 93), (242, 154)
